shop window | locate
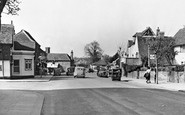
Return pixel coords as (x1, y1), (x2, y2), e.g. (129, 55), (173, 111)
(14, 60), (20, 73)
(25, 59), (32, 71)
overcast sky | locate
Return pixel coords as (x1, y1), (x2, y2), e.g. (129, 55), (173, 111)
(2, 0), (185, 57)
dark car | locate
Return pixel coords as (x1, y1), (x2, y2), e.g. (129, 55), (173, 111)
(66, 67), (75, 76)
(109, 68), (122, 81)
(97, 67), (108, 77)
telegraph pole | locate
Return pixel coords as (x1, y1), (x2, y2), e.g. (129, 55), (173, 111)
(148, 44), (150, 67)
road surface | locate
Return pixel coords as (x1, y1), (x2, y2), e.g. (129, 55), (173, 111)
(37, 73), (185, 115)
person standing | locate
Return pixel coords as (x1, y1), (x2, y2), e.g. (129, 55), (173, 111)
(144, 67), (151, 83)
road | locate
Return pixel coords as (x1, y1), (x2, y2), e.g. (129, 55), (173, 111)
(36, 73), (185, 115)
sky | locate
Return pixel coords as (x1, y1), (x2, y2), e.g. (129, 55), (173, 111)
(2, 0), (185, 57)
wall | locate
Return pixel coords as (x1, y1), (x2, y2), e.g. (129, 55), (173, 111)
(174, 46), (185, 65)
(0, 61), (11, 78)
(127, 71), (172, 83)
(47, 61), (70, 72)
(127, 37), (139, 58)
(12, 51), (34, 77)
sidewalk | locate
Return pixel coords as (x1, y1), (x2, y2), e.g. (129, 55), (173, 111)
(0, 75), (54, 82)
(0, 90), (44, 115)
(121, 76), (185, 92)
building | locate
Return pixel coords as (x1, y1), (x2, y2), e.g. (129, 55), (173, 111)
(46, 47), (71, 72)
(0, 23), (15, 78)
(13, 29), (46, 77)
(174, 27), (185, 65)
(126, 27), (173, 67)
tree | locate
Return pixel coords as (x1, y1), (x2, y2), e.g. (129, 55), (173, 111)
(150, 37), (175, 66)
(3, 0), (20, 15)
(102, 54), (111, 64)
(84, 41), (103, 63)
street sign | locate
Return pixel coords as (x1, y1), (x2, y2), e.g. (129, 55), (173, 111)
(150, 54), (156, 59)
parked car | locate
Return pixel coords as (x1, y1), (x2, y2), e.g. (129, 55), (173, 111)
(109, 68), (122, 81)
(88, 68), (94, 73)
(74, 66), (86, 78)
(97, 67), (108, 77)
(66, 67), (75, 76)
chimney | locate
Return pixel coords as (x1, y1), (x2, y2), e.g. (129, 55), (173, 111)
(11, 20), (13, 25)
(45, 47), (50, 54)
(159, 32), (165, 38)
(156, 27), (160, 36)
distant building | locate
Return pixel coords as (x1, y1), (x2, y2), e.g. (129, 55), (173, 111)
(46, 48), (71, 72)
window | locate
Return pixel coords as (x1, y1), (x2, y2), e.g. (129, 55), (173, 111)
(25, 59), (32, 71)
(14, 60), (20, 73)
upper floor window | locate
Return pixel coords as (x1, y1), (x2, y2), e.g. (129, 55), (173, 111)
(25, 59), (32, 71)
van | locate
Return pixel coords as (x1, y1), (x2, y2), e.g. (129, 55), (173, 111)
(74, 66), (86, 78)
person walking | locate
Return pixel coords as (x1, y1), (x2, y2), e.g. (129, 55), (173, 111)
(144, 67), (151, 83)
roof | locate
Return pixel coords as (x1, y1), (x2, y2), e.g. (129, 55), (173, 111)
(128, 40), (134, 48)
(0, 24), (14, 44)
(93, 59), (107, 66)
(174, 27), (185, 46)
(14, 30), (39, 50)
(47, 53), (71, 61)
(133, 27), (155, 37)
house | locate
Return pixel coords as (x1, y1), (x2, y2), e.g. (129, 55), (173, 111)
(13, 29), (46, 77)
(126, 27), (155, 66)
(0, 23), (15, 78)
(126, 27), (173, 67)
(174, 27), (185, 65)
(46, 47), (71, 72)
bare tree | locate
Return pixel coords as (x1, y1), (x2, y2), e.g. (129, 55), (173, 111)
(3, 0), (20, 15)
(84, 41), (103, 63)
(150, 37), (175, 66)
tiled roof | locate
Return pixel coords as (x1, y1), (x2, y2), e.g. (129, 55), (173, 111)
(14, 30), (37, 50)
(128, 40), (134, 48)
(47, 53), (70, 61)
(0, 24), (14, 44)
(174, 27), (185, 46)
(133, 27), (155, 37)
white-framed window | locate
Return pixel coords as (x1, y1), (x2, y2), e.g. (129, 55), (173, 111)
(25, 59), (32, 71)
(13, 60), (20, 73)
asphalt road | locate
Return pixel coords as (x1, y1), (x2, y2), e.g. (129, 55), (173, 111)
(38, 74), (185, 115)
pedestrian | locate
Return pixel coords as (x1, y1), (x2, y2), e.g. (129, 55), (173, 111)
(154, 68), (157, 83)
(144, 67), (151, 83)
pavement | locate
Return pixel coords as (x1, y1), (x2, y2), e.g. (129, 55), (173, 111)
(0, 74), (54, 82)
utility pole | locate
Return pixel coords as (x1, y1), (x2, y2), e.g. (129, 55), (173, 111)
(148, 44), (150, 67)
